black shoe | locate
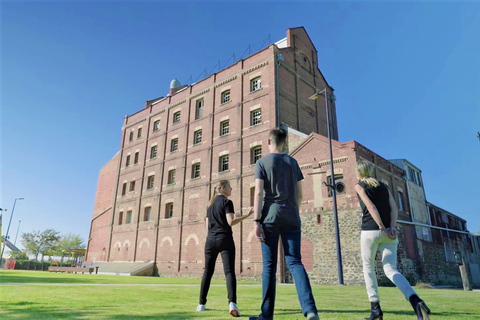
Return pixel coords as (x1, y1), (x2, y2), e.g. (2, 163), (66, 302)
(409, 295), (431, 320)
(366, 301), (383, 320)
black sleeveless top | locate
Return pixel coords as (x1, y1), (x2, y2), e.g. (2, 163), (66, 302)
(358, 181), (392, 230)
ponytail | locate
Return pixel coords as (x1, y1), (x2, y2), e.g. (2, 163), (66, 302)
(356, 161), (380, 188)
(207, 180), (230, 208)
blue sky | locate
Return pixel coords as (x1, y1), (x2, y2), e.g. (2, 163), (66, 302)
(1, 1), (479, 251)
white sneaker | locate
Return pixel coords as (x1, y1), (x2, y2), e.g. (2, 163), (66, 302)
(197, 304), (205, 312)
(229, 302), (241, 317)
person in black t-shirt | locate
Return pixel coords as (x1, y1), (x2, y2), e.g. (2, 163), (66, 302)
(197, 179), (253, 317)
(355, 161), (431, 320)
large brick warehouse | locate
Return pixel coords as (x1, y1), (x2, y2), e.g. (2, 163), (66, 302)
(87, 27), (479, 287)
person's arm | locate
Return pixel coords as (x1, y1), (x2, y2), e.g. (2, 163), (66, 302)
(297, 180), (303, 208)
(205, 217), (209, 234)
(226, 207), (254, 226)
(387, 189), (399, 238)
(354, 184), (386, 231)
(253, 178), (265, 242)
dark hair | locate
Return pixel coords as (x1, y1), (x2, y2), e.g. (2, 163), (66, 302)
(269, 127), (287, 147)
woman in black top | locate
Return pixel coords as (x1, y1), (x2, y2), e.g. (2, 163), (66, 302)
(197, 180), (253, 317)
(355, 161), (431, 320)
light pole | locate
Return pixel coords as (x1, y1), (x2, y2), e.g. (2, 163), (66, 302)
(309, 89), (344, 285)
(0, 198), (24, 264)
(14, 220), (22, 246)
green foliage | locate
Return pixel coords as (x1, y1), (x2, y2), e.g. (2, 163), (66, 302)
(21, 229), (61, 261)
(8, 251), (28, 260)
(56, 233), (86, 258)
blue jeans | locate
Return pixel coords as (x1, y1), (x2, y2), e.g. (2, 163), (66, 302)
(259, 220), (317, 319)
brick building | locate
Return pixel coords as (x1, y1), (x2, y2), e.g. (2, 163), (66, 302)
(87, 27), (339, 278)
(87, 26), (478, 287)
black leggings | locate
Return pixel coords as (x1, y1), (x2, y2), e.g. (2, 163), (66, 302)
(199, 235), (236, 305)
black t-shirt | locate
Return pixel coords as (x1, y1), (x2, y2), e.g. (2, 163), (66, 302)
(207, 195), (234, 236)
(358, 181), (392, 230)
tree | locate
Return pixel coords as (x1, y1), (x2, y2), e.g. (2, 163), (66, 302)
(38, 229), (60, 261)
(56, 234), (85, 261)
(21, 231), (42, 260)
(21, 229), (60, 261)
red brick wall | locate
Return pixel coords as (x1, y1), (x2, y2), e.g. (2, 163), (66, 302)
(87, 153), (119, 262)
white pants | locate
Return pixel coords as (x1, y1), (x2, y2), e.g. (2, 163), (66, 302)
(361, 230), (416, 302)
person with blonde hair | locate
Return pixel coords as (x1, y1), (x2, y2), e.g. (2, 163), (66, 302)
(355, 161), (431, 320)
(197, 179), (253, 317)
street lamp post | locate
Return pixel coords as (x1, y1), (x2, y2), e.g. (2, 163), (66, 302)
(14, 220), (22, 246)
(309, 89), (344, 285)
(0, 198), (24, 264)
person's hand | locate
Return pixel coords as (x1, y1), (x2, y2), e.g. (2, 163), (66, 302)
(254, 223), (265, 242)
(387, 227), (398, 240)
(245, 207), (254, 217)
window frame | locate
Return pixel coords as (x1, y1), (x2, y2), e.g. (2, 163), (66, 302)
(168, 169), (176, 185)
(250, 77), (261, 92)
(150, 145), (157, 159)
(165, 203), (173, 219)
(219, 155), (229, 172)
(147, 175), (155, 190)
(251, 146), (262, 164)
(194, 129), (202, 145)
(192, 163), (201, 179)
(221, 90), (231, 104)
(153, 120), (160, 132)
(220, 120), (230, 136)
(171, 138), (179, 152)
(195, 99), (204, 120)
(144, 206), (151, 222)
(250, 108), (262, 126)
(173, 111), (181, 124)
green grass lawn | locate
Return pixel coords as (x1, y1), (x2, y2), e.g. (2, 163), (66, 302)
(1, 270), (479, 319)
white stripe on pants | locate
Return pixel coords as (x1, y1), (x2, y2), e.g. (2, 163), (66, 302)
(361, 230), (416, 302)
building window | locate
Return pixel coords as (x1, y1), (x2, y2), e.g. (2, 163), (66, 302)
(251, 146), (262, 164)
(134, 152), (139, 165)
(327, 174), (345, 197)
(168, 169), (176, 184)
(126, 211), (132, 224)
(122, 183), (127, 196)
(144, 206), (151, 222)
(129, 181), (135, 192)
(147, 176), (155, 190)
(219, 155), (229, 172)
(129, 131), (134, 142)
(192, 163), (201, 179)
(221, 90), (230, 104)
(150, 145), (157, 159)
(171, 138), (178, 152)
(220, 120), (229, 136)
(118, 212), (123, 225)
(194, 129), (202, 145)
(125, 155), (130, 167)
(398, 191), (404, 211)
(250, 109), (262, 126)
(173, 111), (181, 124)
(153, 120), (160, 132)
(250, 77), (261, 92)
(195, 99), (203, 120)
(137, 128), (142, 139)
(165, 203), (173, 219)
